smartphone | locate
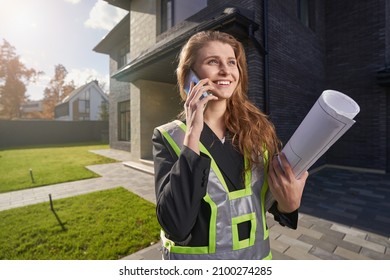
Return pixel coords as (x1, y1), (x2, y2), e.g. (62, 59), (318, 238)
(184, 69), (210, 100)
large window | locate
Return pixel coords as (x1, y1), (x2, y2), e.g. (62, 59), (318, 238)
(118, 101), (130, 142)
(73, 90), (90, 120)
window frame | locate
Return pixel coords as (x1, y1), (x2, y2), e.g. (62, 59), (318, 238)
(118, 100), (130, 142)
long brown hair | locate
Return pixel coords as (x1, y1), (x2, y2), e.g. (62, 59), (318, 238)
(177, 30), (280, 166)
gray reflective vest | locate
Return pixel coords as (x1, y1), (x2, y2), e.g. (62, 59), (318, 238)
(157, 120), (272, 260)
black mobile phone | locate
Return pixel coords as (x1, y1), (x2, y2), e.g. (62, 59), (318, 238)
(184, 69), (209, 100)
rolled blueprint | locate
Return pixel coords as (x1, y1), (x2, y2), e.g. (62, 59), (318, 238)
(281, 90), (360, 179)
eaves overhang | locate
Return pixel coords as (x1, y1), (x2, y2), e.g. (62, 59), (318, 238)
(93, 13), (130, 54)
(112, 7), (259, 84)
(103, 0), (130, 11)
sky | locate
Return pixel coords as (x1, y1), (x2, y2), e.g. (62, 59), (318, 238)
(0, 0), (128, 101)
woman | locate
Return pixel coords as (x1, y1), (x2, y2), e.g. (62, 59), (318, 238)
(152, 30), (308, 260)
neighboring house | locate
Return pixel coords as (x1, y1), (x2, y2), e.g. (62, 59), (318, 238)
(20, 101), (43, 119)
(94, 0), (390, 174)
(55, 80), (109, 121)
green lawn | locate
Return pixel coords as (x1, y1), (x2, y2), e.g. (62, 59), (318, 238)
(0, 143), (117, 193)
(0, 187), (160, 260)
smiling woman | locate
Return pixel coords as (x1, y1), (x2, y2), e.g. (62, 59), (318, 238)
(152, 30), (309, 260)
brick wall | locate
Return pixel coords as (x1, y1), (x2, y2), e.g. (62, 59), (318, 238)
(108, 39), (131, 151)
(324, 0), (387, 170)
(267, 0), (326, 149)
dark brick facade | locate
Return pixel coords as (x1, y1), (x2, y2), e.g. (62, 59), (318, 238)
(324, 0), (388, 171)
(231, 0), (388, 172)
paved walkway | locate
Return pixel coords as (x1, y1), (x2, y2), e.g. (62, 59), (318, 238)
(1, 149), (389, 260)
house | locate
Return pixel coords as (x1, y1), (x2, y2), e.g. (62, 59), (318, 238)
(93, 0), (390, 173)
(54, 80), (109, 121)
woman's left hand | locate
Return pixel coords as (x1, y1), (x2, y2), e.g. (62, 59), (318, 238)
(267, 153), (309, 213)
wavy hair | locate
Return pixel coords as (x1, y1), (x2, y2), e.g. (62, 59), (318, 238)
(177, 30), (280, 166)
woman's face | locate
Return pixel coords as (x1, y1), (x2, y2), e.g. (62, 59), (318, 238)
(193, 41), (240, 100)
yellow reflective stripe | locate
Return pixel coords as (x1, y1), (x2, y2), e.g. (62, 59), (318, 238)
(203, 194), (217, 254)
(157, 123), (217, 255)
(261, 149), (269, 240)
(173, 121), (231, 194)
(170, 245), (209, 254)
(263, 250), (272, 260)
(228, 156), (252, 199)
(231, 212), (257, 250)
(174, 120), (253, 200)
(158, 126), (181, 156)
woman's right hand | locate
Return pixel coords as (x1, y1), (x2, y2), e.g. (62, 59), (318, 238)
(183, 78), (217, 154)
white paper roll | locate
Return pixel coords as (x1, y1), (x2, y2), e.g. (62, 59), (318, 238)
(281, 90), (360, 178)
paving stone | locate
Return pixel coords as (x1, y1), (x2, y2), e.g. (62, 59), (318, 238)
(268, 229), (281, 241)
(309, 246), (345, 260)
(312, 225), (346, 240)
(299, 234), (337, 253)
(295, 226), (323, 239)
(271, 223), (302, 239)
(360, 248), (390, 260)
(330, 224), (367, 238)
(271, 250), (294, 260)
(297, 217), (314, 229)
(269, 238), (290, 254)
(321, 234), (361, 253)
(334, 247), (371, 260)
(284, 246), (320, 260)
(276, 235), (312, 251)
(366, 233), (390, 248)
(343, 235), (386, 253)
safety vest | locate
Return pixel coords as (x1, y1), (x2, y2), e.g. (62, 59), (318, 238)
(156, 120), (272, 260)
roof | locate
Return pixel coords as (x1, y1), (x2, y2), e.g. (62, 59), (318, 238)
(60, 81), (108, 104)
(112, 7), (259, 84)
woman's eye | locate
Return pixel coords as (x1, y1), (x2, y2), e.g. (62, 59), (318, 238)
(228, 60), (237, 65)
(208, 59), (219, 65)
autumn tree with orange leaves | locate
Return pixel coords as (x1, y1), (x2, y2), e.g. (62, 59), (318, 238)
(0, 39), (42, 119)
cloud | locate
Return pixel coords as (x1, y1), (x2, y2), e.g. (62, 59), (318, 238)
(65, 68), (109, 92)
(84, 1), (128, 31)
(64, 0), (81, 4)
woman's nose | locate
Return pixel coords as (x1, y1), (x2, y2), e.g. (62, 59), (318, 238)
(218, 63), (230, 74)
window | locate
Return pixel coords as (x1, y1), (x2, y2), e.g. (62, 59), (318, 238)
(118, 101), (130, 141)
(78, 100), (89, 112)
(297, 0), (315, 31)
(73, 90), (90, 120)
(158, 0), (207, 34)
(161, 0), (174, 33)
(118, 43), (130, 69)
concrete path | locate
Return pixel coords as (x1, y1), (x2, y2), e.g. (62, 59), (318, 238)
(0, 149), (389, 260)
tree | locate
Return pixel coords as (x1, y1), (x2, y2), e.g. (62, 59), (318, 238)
(41, 64), (75, 119)
(0, 39), (41, 119)
(99, 101), (109, 121)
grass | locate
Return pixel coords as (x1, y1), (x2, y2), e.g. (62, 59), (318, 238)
(0, 143), (117, 193)
(0, 187), (160, 260)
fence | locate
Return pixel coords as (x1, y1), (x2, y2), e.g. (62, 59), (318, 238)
(0, 120), (109, 148)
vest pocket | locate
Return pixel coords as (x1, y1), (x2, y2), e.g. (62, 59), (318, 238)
(231, 212), (257, 250)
